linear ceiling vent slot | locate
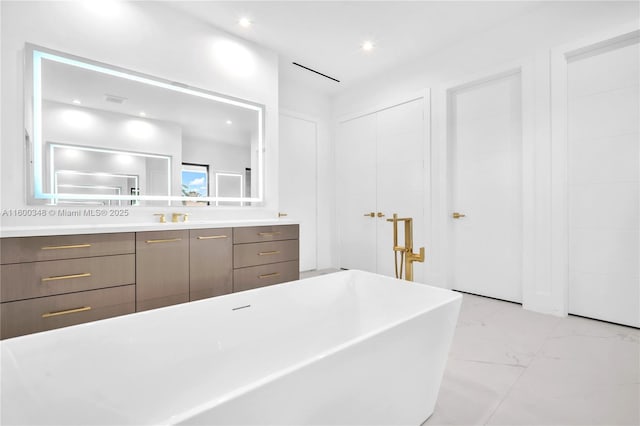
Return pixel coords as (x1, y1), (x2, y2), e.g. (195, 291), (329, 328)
(104, 94), (127, 104)
(292, 62), (340, 83)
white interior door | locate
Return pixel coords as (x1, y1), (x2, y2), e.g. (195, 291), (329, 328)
(279, 113), (317, 272)
(566, 38), (639, 327)
(376, 99), (425, 281)
(337, 113), (377, 272)
(449, 72), (523, 303)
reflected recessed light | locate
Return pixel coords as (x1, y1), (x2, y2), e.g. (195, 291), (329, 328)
(362, 41), (374, 52)
(226, 120), (233, 125)
(72, 99), (82, 105)
(238, 17), (252, 28)
(139, 111), (146, 117)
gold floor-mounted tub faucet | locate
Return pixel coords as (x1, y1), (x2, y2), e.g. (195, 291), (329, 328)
(386, 213), (425, 281)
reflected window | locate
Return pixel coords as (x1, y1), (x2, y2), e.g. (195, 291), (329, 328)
(181, 163), (209, 206)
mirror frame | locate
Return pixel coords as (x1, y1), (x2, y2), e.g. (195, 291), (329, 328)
(25, 43), (265, 206)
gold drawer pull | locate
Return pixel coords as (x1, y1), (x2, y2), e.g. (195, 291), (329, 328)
(145, 238), (182, 244)
(42, 272), (92, 282)
(41, 244), (91, 250)
(258, 232), (281, 237)
(197, 235), (228, 240)
(42, 306), (91, 318)
(258, 272), (281, 279)
(258, 250), (281, 256)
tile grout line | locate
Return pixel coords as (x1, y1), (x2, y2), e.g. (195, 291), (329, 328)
(482, 317), (565, 425)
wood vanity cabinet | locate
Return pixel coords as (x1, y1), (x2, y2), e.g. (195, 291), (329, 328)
(0, 233), (136, 339)
(189, 228), (233, 301)
(136, 230), (189, 312)
(233, 225), (300, 292)
(0, 224), (299, 339)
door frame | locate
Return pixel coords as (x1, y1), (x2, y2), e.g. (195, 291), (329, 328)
(435, 59), (535, 302)
(279, 109), (319, 272)
(550, 22), (640, 317)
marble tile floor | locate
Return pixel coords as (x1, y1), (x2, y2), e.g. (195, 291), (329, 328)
(424, 293), (639, 426)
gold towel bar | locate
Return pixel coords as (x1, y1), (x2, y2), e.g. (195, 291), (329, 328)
(42, 273), (92, 282)
(42, 306), (91, 318)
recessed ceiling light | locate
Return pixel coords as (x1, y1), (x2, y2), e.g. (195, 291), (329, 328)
(72, 99), (82, 105)
(362, 41), (374, 52)
(238, 17), (252, 28)
(139, 111), (146, 117)
(226, 120), (233, 125)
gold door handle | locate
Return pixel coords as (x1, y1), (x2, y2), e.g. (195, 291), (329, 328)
(41, 244), (91, 250)
(197, 235), (228, 240)
(278, 212), (288, 217)
(258, 232), (281, 237)
(42, 272), (92, 282)
(258, 250), (281, 256)
(42, 306), (91, 318)
(452, 212), (466, 219)
(377, 212), (385, 218)
(364, 212), (375, 217)
(145, 238), (182, 244)
(258, 272), (281, 279)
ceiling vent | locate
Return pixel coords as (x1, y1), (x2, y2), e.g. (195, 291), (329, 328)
(292, 62), (340, 83)
(104, 94), (127, 104)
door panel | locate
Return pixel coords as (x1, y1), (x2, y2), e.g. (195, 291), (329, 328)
(279, 114), (318, 272)
(337, 100), (425, 280)
(376, 99), (425, 281)
(449, 72), (523, 302)
(337, 113), (377, 272)
(567, 40), (639, 327)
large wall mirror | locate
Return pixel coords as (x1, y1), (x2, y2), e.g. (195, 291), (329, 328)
(25, 44), (264, 207)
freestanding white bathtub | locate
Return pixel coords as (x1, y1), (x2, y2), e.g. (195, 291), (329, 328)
(1, 269), (461, 425)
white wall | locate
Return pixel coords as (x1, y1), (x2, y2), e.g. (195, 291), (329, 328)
(332, 2), (639, 315)
(1, 1), (279, 227)
(279, 78), (336, 270)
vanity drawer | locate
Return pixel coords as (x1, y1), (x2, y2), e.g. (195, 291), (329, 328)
(189, 228), (233, 301)
(0, 254), (135, 303)
(0, 284), (135, 340)
(233, 261), (300, 292)
(233, 225), (299, 244)
(1, 233), (135, 264)
(233, 240), (299, 268)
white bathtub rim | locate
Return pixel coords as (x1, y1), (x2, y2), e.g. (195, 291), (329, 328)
(1, 269), (461, 425)
(166, 270), (462, 425)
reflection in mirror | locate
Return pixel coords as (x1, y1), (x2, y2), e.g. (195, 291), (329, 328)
(215, 172), (244, 206)
(49, 144), (170, 206)
(26, 44), (264, 206)
(181, 163), (209, 206)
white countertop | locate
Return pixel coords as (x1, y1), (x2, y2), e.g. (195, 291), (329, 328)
(0, 219), (298, 238)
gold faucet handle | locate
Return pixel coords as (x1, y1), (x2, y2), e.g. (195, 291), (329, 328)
(172, 213), (188, 223)
(153, 213), (166, 223)
(377, 212), (385, 218)
(364, 212), (375, 217)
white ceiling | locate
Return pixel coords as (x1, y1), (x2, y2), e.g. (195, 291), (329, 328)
(167, 1), (548, 96)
